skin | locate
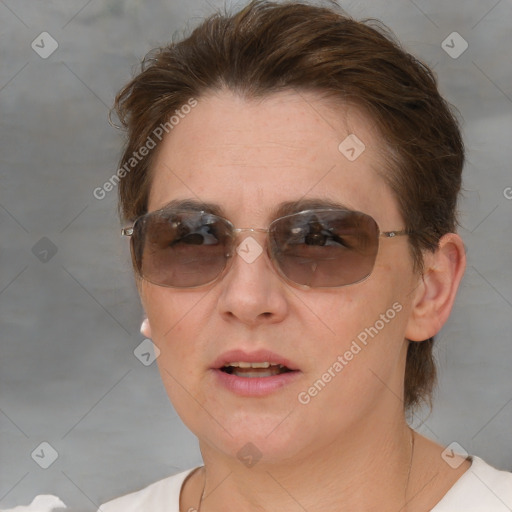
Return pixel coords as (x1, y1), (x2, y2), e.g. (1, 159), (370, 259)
(138, 89), (469, 511)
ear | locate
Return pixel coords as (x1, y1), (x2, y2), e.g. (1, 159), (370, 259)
(140, 316), (152, 339)
(405, 233), (466, 341)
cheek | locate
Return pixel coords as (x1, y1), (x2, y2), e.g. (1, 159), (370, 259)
(296, 294), (409, 424)
(141, 285), (207, 367)
(311, 294), (407, 368)
(142, 286), (214, 427)
(304, 269), (411, 369)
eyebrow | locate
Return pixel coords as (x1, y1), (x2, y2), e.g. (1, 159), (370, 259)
(157, 197), (355, 220)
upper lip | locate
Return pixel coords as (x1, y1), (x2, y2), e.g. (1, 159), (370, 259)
(212, 349), (299, 371)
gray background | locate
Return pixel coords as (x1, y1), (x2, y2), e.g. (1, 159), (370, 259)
(1, 0), (511, 510)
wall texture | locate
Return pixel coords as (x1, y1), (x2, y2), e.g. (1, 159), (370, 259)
(1, 0), (511, 509)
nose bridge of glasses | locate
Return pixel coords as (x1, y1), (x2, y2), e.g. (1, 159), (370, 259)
(233, 227), (269, 235)
(231, 227), (270, 255)
(229, 227), (272, 266)
(231, 227), (271, 254)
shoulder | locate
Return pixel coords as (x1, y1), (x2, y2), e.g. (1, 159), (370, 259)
(433, 456), (512, 511)
(98, 467), (199, 512)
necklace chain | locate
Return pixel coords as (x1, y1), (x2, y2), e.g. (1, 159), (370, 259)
(404, 428), (416, 510)
(194, 428), (415, 512)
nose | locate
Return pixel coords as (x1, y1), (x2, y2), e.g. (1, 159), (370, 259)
(216, 232), (289, 326)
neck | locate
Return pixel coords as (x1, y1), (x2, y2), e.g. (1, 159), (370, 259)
(195, 416), (414, 512)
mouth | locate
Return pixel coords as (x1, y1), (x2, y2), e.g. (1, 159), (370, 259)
(212, 349), (301, 395)
(220, 361), (293, 378)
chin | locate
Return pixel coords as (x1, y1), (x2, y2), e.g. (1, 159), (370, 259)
(191, 412), (318, 466)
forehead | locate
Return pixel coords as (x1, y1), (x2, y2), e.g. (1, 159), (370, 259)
(148, 89), (402, 227)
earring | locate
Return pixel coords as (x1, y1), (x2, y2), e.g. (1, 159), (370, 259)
(140, 317), (151, 338)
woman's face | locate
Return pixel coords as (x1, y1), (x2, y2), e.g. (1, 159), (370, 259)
(140, 90), (420, 463)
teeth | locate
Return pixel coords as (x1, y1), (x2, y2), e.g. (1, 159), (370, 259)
(223, 361), (284, 369)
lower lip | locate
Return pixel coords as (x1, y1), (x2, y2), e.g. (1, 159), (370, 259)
(212, 368), (301, 396)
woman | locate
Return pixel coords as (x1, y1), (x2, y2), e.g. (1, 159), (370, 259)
(100, 1), (512, 510)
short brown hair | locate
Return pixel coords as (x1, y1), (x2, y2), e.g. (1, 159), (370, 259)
(113, 0), (464, 410)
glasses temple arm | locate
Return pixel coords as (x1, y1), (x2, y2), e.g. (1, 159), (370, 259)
(380, 229), (410, 238)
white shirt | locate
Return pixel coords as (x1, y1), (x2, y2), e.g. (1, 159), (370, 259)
(97, 456), (512, 511)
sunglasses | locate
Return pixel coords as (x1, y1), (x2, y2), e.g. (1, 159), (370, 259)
(121, 208), (409, 289)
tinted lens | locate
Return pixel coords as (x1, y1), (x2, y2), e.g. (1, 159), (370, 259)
(131, 211), (232, 287)
(269, 210), (380, 287)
